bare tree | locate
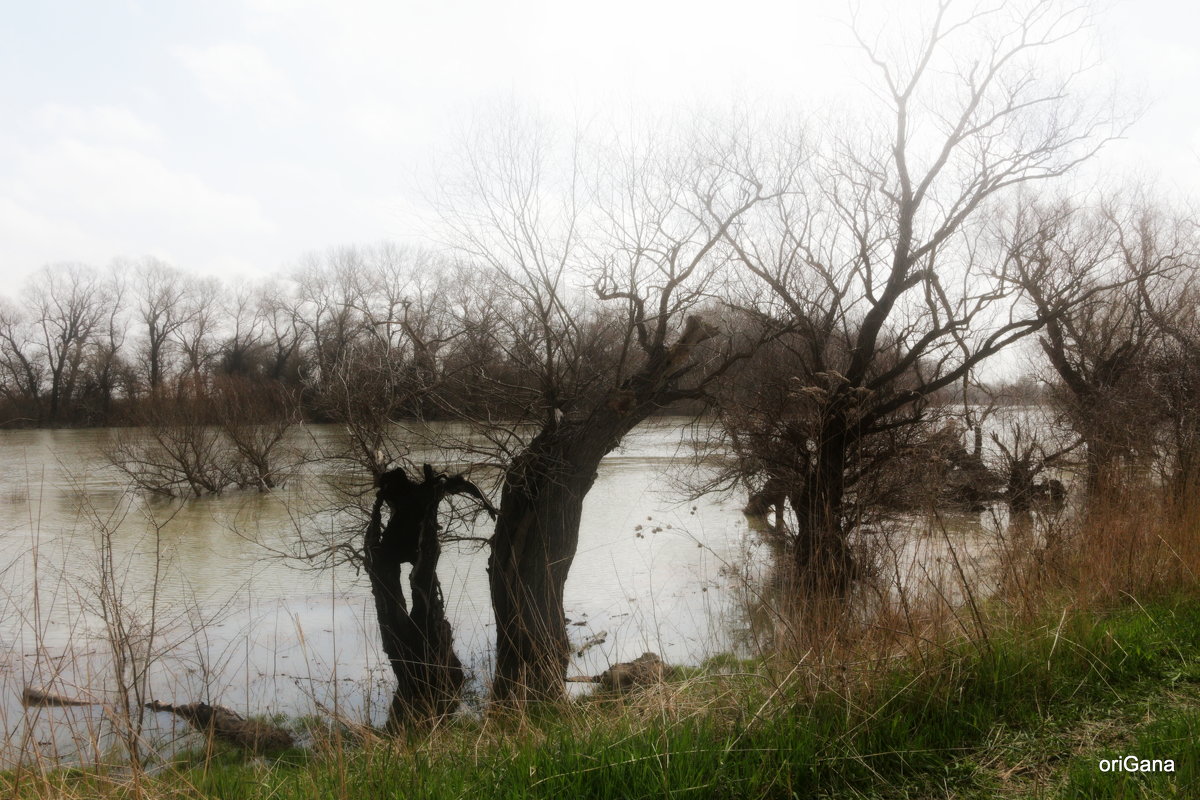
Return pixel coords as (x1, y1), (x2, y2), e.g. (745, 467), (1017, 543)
(77, 265), (129, 424)
(294, 248), (370, 395)
(133, 258), (189, 393)
(257, 278), (303, 383)
(106, 393), (230, 497)
(436, 113), (777, 703)
(217, 280), (266, 377)
(174, 275), (222, 392)
(1007, 198), (1177, 498)
(212, 376), (303, 490)
(349, 244), (459, 417)
(0, 300), (45, 423)
(365, 466), (495, 728)
(716, 0), (1120, 593)
(26, 263), (107, 422)
(1127, 212), (1200, 512)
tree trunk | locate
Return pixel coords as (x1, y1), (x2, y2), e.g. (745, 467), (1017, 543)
(488, 422), (624, 705)
(1084, 436), (1123, 499)
(789, 422), (859, 596)
(486, 315), (721, 705)
(364, 467), (491, 728)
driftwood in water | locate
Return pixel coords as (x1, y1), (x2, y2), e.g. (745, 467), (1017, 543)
(22, 688), (293, 754)
(365, 465), (496, 729)
(146, 700), (294, 753)
(566, 652), (674, 692)
(21, 687), (96, 708)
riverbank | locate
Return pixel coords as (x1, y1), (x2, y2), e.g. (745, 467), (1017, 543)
(6, 594), (1197, 798)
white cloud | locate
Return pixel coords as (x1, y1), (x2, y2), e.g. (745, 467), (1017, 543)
(34, 104), (162, 145)
(172, 42), (296, 110)
(15, 139), (271, 233)
(1, 137), (276, 277)
(0, 196), (110, 272)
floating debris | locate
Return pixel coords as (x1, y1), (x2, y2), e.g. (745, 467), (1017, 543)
(575, 630), (608, 657)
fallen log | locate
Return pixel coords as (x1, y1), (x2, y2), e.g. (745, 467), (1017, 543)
(21, 688), (294, 754)
(599, 652), (673, 692)
(21, 687), (97, 708)
(145, 701), (295, 754)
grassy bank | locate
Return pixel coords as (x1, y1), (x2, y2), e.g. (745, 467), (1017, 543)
(7, 595), (1199, 799)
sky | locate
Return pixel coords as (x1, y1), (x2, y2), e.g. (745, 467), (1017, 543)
(1, 0), (1199, 284)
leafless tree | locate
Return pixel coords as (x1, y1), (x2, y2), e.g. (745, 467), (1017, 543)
(435, 112), (779, 703)
(716, 0), (1121, 593)
(77, 265), (130, 423)
(212, 376), (303, 491)
(257, 278), (304, 383)
(132, 258), (189, 393)
(26, 263), (107, 422)
(364, 466), (496, 728)
(174, 275), (222, 391)
(217, 280), (266, 377)
(1006, 198), (1177, 498)
(106, 392), (230, 497)
(294, 248), (370, 391)
(0, 300), (45, 423)
(1129, 212), (1200, 512)
(349, 244), (459, 417)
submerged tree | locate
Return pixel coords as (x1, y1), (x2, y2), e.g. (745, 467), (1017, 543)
(1146, 311), (1200, 514)
(716, 0), (1120, 594)
(1007, 199), (1173, 498)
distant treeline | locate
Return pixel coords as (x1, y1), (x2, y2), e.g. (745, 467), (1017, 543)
(0, 248), (710, 428)
(0, 251), (1055, 431)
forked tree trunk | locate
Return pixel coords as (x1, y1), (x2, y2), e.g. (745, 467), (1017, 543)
(364, 466), (494, 728)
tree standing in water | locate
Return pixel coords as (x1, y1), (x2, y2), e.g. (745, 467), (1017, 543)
(365, 465), (496, 727)
(436, 114), (784, 703)
(715, 0), (1121, 594)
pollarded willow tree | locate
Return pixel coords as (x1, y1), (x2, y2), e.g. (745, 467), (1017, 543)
(434, 113), (785, 703)
(1004, 197), (1185, 499)
(716, 0), (1122, 593)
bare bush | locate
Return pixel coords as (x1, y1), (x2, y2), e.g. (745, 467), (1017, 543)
(105, 381), (302, 497)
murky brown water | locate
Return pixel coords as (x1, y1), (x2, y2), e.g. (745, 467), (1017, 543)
(0, 420), (780, 764)
(0, 415), (1031, 766)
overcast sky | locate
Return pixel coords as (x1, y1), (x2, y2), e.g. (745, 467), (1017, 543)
(2, 0), (1198, 283)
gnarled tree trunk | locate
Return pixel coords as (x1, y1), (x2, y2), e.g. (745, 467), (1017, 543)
(487, 426), (613, 705)
(364, 465), (494, 729)
(486, 316), (721, 706)
(789, 423), (860, 596)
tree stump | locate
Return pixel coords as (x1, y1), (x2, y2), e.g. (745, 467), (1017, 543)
(598, 652), (673, 692)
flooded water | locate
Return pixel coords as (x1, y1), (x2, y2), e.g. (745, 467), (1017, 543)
(0, 420), (780, 765)
(0, 417), (1024, 766)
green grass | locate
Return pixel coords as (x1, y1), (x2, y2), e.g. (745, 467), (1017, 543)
(6, 598), (1200, 798)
